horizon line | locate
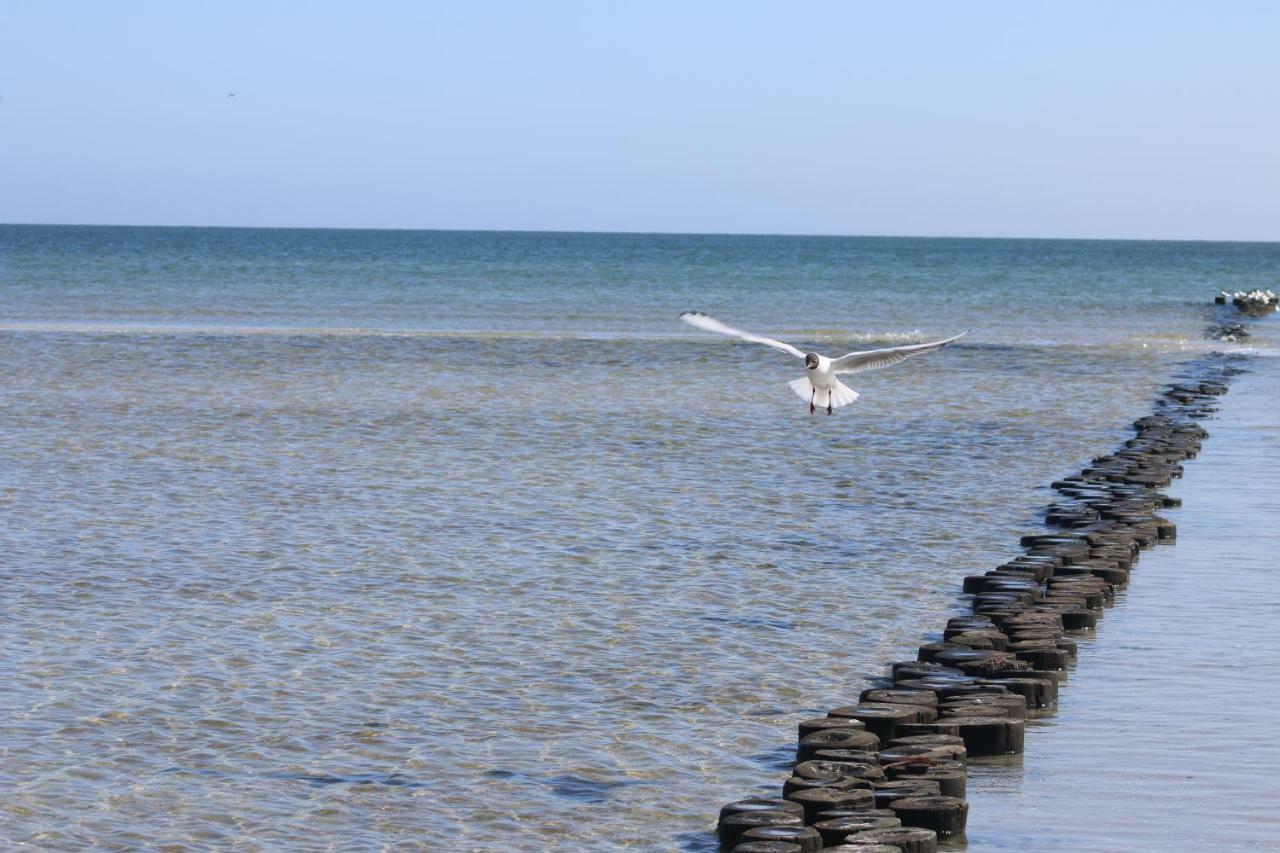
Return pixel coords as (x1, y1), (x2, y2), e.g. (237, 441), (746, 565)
(1, 220), (1277, 246)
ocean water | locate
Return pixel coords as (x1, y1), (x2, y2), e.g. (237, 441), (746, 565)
(0, 226), (1276, 850)
(963, 348), (1280, 852)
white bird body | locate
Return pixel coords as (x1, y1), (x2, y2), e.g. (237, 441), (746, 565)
(788, 354), (859, 410)
(680, 311), (967, 414)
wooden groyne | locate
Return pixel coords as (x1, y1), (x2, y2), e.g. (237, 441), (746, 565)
(712, 349), (1249, 853)
(1214, 288), (1277, 316)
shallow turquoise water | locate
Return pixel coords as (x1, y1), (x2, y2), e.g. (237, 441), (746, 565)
(0, 226), (1275, 848)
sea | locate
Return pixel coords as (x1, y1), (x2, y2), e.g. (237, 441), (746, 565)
(1, 225), (1277, 850)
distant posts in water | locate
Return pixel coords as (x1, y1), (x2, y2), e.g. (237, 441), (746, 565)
(1215, 288), (1277, 315)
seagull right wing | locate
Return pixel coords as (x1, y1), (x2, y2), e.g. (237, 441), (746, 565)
(679, 312), (806, 359)
(829, 331), (968, 374)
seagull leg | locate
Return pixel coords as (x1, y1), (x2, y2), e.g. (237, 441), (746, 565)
(809, 387), (816, 414)
(827, 392), (833, 415)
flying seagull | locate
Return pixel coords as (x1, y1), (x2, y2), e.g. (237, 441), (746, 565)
(680, 311), (968, 414)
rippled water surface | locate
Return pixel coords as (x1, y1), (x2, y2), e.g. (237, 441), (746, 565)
(965, 345), (1280, 852)
(1, 227), (1277, 849)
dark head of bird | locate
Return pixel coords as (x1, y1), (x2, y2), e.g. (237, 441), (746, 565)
(805, 352), (819, 369)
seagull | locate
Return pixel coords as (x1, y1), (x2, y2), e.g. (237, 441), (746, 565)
(680, 311), (968, 414)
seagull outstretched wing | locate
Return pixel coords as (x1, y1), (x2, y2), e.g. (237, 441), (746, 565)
(830, 331), (968, 374)
(679, 312), (806, 359)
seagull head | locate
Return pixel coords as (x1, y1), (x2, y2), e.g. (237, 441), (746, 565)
(804, 353), (819, 369)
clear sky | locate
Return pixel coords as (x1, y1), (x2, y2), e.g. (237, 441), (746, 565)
(2, 1), (1277, 240)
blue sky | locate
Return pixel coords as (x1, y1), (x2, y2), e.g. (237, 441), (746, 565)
(2, 2), (1277, 239)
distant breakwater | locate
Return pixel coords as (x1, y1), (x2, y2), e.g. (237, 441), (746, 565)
(710, 345), (1251, 852)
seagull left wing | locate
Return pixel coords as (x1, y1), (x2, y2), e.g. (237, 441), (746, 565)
(679, 312), (805, 359)
(830, 331), (968, 374)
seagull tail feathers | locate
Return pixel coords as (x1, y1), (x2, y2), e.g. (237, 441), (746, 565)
(788, 377), (859, 408)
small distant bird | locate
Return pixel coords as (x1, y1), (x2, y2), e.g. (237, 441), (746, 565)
(227, 92), (235, 98)
(680, 311), (968, 414)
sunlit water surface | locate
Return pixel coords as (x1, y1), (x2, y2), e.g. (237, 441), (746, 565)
(0, 227), (1276, 849)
